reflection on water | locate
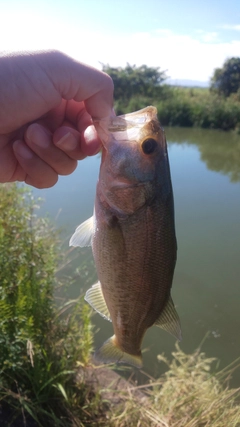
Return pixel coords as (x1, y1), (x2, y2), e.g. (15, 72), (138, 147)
(32, 127), (240, 386)
(166, 127), (240, 182)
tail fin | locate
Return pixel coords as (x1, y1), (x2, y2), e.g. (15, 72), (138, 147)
(94, 335), (143, 369)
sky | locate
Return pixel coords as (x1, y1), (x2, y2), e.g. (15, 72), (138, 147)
(1, 0), (240, 84)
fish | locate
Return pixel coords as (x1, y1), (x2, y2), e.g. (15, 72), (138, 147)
(69, 106), (181, 369)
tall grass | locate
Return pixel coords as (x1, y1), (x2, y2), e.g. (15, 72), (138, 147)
(0, 184), (106, 427)
(107, 345), (240, 427)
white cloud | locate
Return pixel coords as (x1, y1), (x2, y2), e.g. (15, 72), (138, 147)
(194, 30), (219, 42)
(96, 29), (240, 82)
(1, 10), (240, 83)
(220, 24), (240, 31)
(201, 32), (219, 43)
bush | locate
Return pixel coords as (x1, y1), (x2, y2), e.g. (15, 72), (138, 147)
(113, 86), (240, 131)
(157, 97), (194, 127)
(0, 184), (104, 427)
(0, 185), (57, 372)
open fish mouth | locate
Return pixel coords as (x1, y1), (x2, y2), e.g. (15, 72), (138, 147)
(94, 106), (161, 148)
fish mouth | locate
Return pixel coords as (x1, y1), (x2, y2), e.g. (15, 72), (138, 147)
(94, 106), (160, 149)
(108, 106), (158, 132)
(110, 179), (147, 190)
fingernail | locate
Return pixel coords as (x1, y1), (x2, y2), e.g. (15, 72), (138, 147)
(84, 127), (101, 155)
(84, 125), (96, 142)
(13, 140), (33, 159)
(27, 124), (51, 148)
(55, 132), (78, 150)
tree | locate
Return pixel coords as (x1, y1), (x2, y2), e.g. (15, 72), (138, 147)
(101, 63), (167, 102)
(210, 57), (240, 97)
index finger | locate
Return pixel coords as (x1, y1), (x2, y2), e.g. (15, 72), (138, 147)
(42, 51), (114, 120)
(78, 67), (114, 121)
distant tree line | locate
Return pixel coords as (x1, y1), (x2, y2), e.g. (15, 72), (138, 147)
(102, 63), (168, 102)
(102, 59), (240, 132)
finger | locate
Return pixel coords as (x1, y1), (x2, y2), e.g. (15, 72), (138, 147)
(64, 99), (90, 131)
(8, 162), (27, 183)
(53, 127), (84, 160)
(63, 101), (102, 154)
(12, 140), (58, 189)
(82, 125), (102, 156)
(25, 123), (77, 175)
(45, 51), (114, 119)
(53, 125), (101, 158)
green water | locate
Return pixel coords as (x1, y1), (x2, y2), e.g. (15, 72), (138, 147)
(32, 127), (240, 385)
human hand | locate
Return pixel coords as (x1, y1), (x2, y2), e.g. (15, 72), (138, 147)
(0, 50), (113, 188)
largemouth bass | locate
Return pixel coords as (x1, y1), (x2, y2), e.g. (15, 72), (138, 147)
(70, 106), (181, 368)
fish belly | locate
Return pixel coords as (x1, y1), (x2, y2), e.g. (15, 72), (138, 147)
(92, 194), (177, 357)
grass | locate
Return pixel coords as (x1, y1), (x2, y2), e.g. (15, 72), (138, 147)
(106, 344), (240, 427)
(0, 183), (239, 426)
(0, 184), (107, 426)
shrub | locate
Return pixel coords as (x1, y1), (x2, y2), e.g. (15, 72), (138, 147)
(113, 86), (240, 131)
(0, 184), (104, 427)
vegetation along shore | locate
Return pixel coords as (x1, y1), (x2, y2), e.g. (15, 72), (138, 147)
(102, 57), (240, 132)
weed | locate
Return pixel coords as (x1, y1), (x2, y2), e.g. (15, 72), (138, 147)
(108, 345), (240, 427)
(0, 184), (106, 426)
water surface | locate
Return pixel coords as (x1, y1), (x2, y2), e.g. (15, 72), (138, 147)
(32, 127), (240, 385)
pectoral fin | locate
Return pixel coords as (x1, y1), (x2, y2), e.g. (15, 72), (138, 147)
(69, 216), (94, 247)
(84, 282), (111, 322)
(155, 296), (182, 341)
(95, 335), (143, 369)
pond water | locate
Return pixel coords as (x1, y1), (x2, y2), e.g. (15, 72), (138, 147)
(32, 127), (240, 386)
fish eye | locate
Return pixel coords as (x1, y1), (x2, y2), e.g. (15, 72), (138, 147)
(141, 138), (157, 155)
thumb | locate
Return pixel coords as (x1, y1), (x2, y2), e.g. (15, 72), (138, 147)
(41, 50), (114, 120)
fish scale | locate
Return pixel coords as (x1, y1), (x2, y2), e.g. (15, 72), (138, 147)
(70, 106), (181, 368)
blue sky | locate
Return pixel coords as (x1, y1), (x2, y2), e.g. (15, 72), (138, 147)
(1, 0), (240, 83)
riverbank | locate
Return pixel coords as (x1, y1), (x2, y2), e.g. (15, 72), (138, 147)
(79, 347), (240, 427)
(0, 184), (240, 426)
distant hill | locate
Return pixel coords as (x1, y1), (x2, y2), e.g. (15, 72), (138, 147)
(166, 79), (209, 88)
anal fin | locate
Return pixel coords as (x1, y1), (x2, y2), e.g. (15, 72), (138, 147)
(155, 296), (182, 341)
(85, 282), (111, 322)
